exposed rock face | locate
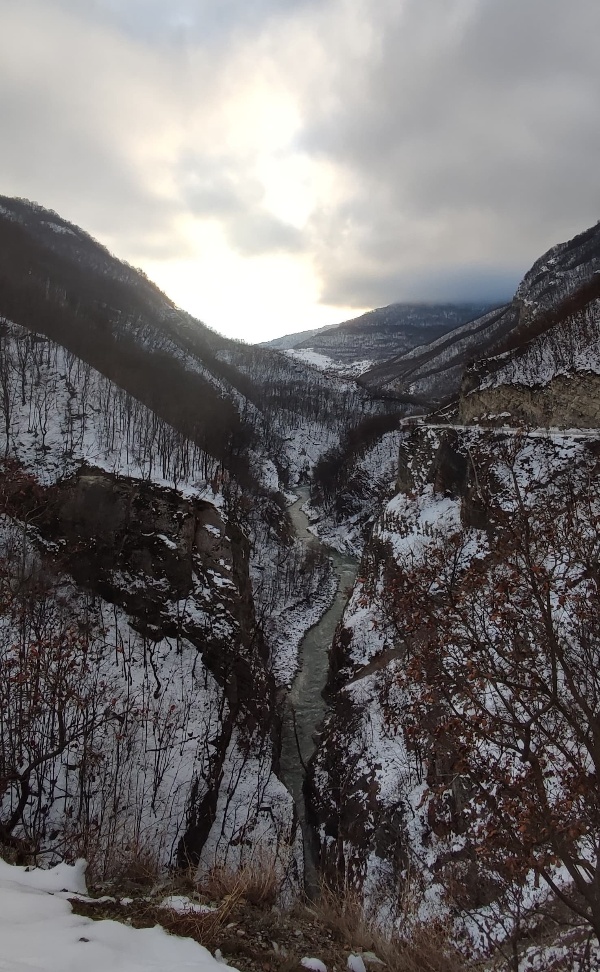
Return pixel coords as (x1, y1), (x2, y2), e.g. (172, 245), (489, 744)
(459, 373), (600, 428)
(43, 468), (263, 668)
(308, 423), (600, 941)
(458, 282), (600, 427)
(2, 462), (280, 868)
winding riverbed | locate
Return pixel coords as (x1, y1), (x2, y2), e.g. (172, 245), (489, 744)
(279, 487), (358, 892)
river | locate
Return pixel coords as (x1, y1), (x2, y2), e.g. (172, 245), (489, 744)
(279, 486), (358, 893)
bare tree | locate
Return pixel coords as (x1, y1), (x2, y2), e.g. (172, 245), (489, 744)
(380, 446), (600, 942)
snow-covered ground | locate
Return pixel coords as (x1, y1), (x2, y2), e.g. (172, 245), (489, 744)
(0, 321), (223, 498)
(284, 348), (374, 378)
(306, 430), (400, 557)
(0, 859), (239, 972)
(479, 297), (600, 389)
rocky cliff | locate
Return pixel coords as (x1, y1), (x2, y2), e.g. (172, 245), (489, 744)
(360, 221), (600, 412)
(308, 422), (600, 960)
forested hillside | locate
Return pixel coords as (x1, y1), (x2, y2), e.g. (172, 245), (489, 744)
(2, 197), (600, 971)
(309, 222), (600, 970)
(264, 302), (496, 377)
(0, 197), (393, 891)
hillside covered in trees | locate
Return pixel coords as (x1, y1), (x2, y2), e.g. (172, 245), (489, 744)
(1, 197), (600, 970)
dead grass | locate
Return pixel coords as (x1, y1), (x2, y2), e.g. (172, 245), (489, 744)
(199, 856), (280, 910)
(313, 884), (476, 972)
(75, 834), (164, 891)
(67, 863), (479, 972)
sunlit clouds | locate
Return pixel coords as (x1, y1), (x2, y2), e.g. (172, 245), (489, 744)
(0, 0), (599, 339)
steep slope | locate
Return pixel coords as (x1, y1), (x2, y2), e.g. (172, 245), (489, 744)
(259, 324), (331, 351)
(309, 424), (600, 968)
(0, 196), (397, 890)
(459, 231), (600, 426)
(0, 196), (388, 491)
(0, 197), (257, 482)
(361, 221), (600, 409)
(360, 303), (514, 404)
(307, 221), (600, 968)
(0, 197), (374, 884)
(0, 320), (298, 881)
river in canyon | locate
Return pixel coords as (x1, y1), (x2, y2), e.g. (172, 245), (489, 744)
(279, 487), (358, 893)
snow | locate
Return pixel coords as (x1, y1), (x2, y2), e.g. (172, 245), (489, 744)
(0, 507), (294, 878)
(0, 321), (223, 498)
(301, 959), (328, 972)
(41, 220), (77, 236)
(478, 298), (600, 390)
(306, 430), (400, 558)
(156, 533), (178, 550)
(0, 858), (239, 972)
(285, 349), (338, 370)
(250, 488), (339, 687)
(195, 730), (303, 902)
(285, 348), (374, 377)
(347, 955), (367, 972)
(157, 895), (215, 915)
(313, 423), (600, 961)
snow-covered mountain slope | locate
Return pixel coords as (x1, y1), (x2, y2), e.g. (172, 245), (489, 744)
(0, 195), (383, 493)
(460, 298), (600, 427)
(261, 303), (496, 374)
(0, 320), (299, 878)
(259, 324), (334, 351)
(0, 196), (396, 887)
(360, 304), (514, 404)
(309, 423), (600, 966)
(458, 228), (600, 426)
(215, 342), (393, 485)
(361, 221), (600, 410)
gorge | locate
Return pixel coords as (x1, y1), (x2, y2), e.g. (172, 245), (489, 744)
(0, 196), (599, 970)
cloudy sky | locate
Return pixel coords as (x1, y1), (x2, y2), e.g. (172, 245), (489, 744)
(1, 0), (599, 341)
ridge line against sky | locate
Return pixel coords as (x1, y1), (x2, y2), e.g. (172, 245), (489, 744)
(0, 0), (599, 341)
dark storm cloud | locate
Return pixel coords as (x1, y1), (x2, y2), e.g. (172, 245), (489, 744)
(301, 0), (600, 307)
(320, 264), (519, 310)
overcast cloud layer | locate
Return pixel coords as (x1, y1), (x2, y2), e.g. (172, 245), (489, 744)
(0, 0), (598, 340)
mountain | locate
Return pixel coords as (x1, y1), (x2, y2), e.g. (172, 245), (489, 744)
(0, 195), (391, 488)
(259, 324), (332, 350)
(3, 194), (600, 967)
(459, 222), (600, 426)
(0, 195), (392, 885)
(360, 220), (600, 408)
(261, 302), (497, 375)
(307, 219), (600, 966)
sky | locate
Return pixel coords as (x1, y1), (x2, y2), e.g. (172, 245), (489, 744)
(0, 0), (599, 342)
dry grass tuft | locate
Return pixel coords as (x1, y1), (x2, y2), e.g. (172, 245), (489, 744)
(199, 855), (281, 910)
(314, 884), (475, 972)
